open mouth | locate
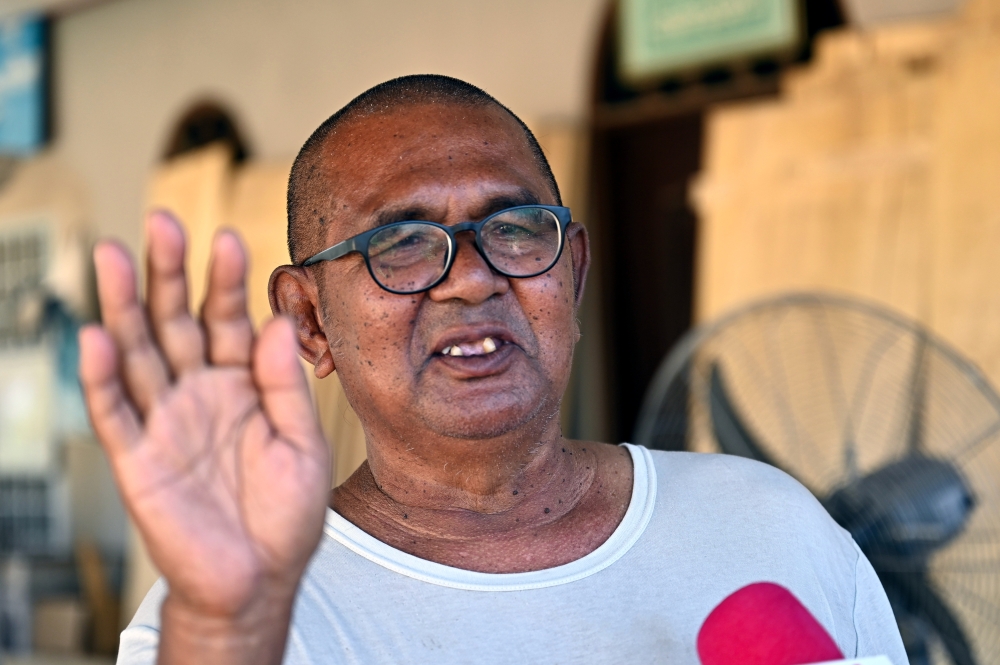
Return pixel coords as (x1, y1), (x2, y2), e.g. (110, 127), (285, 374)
(438, 336), (506, 357)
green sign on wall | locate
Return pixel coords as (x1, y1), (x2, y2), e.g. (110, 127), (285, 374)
(619, 0), (801, 84)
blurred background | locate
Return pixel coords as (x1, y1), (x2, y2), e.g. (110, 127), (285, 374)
(1, 0), (1000, 663)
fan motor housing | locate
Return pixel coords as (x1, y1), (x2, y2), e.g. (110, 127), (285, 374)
(824, 456), (975, 567)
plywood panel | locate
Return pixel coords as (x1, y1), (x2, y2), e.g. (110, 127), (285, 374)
(695, 19), (944, 327)
(694, 3), (1000, 390)
(144, 143), (231, 309)
(927, 29), (1000, 387)
(227, 160), (292, 326)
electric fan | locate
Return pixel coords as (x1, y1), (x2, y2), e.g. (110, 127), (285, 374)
(634, 293), (1000, 665)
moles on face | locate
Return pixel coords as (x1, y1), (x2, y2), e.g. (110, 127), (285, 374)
(271, 103), (589, 446)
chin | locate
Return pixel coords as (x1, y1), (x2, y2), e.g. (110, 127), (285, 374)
(417, 389), (556, 440)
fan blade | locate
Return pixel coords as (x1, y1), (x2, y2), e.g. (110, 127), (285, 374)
(879, 570), (977, 665)
(709, 363), (780, 469)
(634, 358), (693, 451)
(903, 331), (929, 453)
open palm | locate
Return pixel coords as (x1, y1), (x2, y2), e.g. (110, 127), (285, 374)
(79, 212), (331, 622)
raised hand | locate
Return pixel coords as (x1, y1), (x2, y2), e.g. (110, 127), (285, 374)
(79, 212), (331, 664)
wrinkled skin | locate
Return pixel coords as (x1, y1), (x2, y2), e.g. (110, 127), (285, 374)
(80, 102), (632, 665)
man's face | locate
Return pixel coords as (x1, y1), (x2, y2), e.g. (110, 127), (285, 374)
(285, 103), (588, 444)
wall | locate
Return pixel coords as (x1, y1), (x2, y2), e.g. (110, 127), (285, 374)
(49, 0), (607, 257)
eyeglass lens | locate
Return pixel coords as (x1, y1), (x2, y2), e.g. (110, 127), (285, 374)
(366, 207), (562, 293)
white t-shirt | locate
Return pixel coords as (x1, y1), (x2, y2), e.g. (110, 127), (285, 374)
(119, 445), (908, 665)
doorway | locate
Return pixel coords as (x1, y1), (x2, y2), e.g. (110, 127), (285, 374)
(587, 1), (845, 443)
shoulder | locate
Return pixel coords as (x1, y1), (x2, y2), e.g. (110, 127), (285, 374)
(633, 448), (903, 658)
(644, 447), (815, 501)
(639, 447), (847, 544)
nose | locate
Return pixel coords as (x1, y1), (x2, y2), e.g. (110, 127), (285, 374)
(427, 231), (509, 303)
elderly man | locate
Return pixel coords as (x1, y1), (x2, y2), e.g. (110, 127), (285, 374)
(81, 75), (906, 664)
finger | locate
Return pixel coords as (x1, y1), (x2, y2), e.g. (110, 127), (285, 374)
(94, 240), (170, 414)
(79, 324), (142, 455)
(201, 229), (254, 366)
(253, 317), (327, 457)
(145, 211), (206, 375)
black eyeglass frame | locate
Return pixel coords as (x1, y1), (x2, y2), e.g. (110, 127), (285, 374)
(300, 204), (573, 295)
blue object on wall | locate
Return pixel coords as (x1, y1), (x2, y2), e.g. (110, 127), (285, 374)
(0, 14), (48, 155)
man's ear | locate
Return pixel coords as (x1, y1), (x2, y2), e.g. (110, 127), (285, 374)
(567, 222), (591, 309)
(268, 265), (336, 378)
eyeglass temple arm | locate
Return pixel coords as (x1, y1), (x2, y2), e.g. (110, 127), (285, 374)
(301, 237), (361, 267)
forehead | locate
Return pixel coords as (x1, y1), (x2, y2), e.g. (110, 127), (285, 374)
(316, 103), (550, 223)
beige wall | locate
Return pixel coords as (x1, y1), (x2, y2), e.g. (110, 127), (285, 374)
(49, 0), (606, 258)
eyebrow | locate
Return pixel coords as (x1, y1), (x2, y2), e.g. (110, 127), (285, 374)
(368, 188), (541, 229)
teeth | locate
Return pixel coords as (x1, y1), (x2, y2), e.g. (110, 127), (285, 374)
(440, 337), (501, 357)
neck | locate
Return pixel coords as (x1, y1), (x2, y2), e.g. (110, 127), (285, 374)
(362, 417), (574, 514)
(330, 420), (634, 573)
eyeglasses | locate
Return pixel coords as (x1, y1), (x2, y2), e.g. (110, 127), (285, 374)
(300, 205), (572, 295)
